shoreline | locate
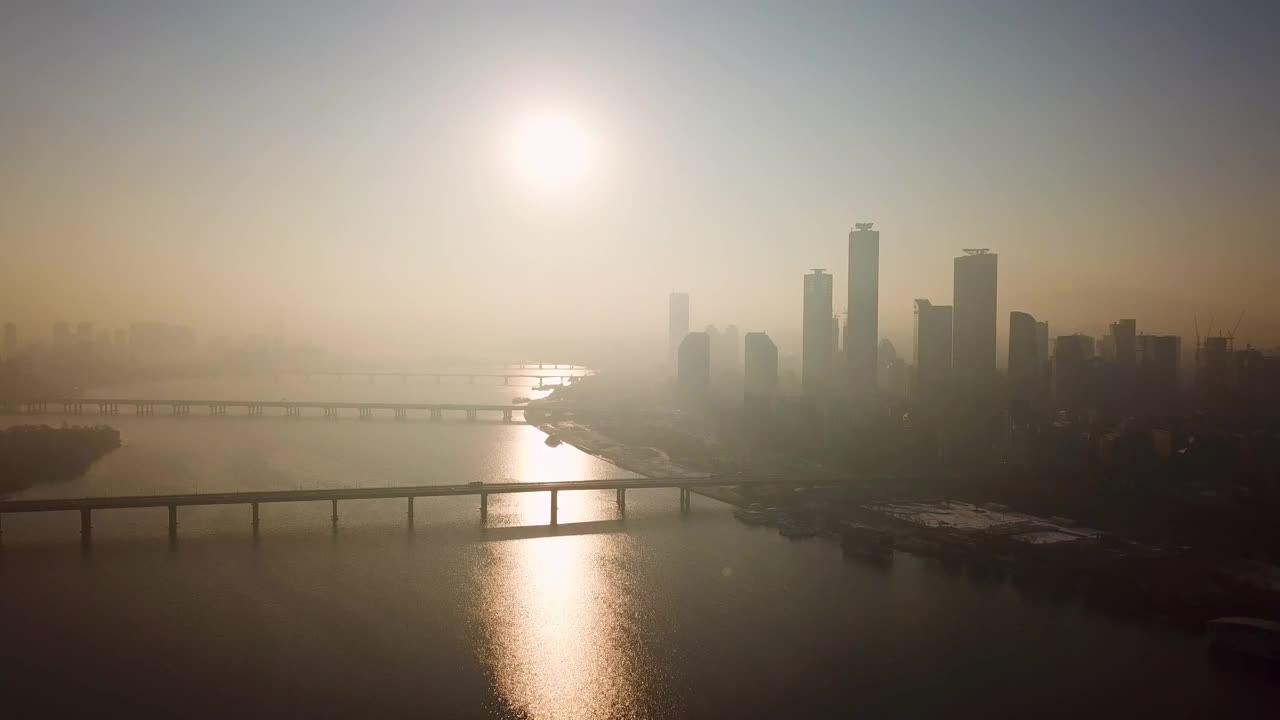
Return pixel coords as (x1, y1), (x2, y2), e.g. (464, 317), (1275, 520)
(524, 402), (749, 506)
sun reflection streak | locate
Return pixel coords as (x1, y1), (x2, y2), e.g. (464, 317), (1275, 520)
(472, 429), (658, 719)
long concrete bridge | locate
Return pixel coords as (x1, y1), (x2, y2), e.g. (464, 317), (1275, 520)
(5, 399), (529, 422)
(0, 475), (804, 543)
(272, 370), (588, 386)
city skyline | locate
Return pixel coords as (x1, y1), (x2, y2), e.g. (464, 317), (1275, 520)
(3, 3), (1279, 360)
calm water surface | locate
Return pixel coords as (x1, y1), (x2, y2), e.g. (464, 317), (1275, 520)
(1, 376), (1276, 718)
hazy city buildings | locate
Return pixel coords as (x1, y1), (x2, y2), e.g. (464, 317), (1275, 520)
(1137, 334), (1181, 412)
(668, 292), (689, 370)
(802, 269), (834, 395)
(912, 299), (952, 399)
(847, 223), (879, 395)
(677, 331), (711, 396)
(744, 332), (778, 418)
(1008, 311), (1039, 407)
(952, 249), (998, 385)
(1053, 334), (1094, 412)
(1035, 321), (1050, 370)
(1110, 319), (1137, 369)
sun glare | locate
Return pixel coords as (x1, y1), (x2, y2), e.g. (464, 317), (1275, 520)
(510, 112), (593, 190)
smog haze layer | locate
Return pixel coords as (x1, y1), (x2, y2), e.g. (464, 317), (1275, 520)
(3, 1), (1278, 364)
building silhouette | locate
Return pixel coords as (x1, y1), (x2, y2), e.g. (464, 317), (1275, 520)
(2, 322), (16, 358)
(1053, 334), (1095, 412)
(744, 332), (778, 418)
(802, 269), (834, 395)
(1109, 319), (1137, 368)
(913, 299), (952, 399)
(1008, 311), (1039, 408)
(1137, 334), (1181, 413)
(668, 292), (689, 370)
(722, 324), (741, 371)
(677, 331), (711, 397)
(847, 223), (880, 395)
(952, 249), (998, 385)
(1035, 321), (1050, 367)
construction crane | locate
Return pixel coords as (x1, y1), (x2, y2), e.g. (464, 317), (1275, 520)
(1227, 310), (1245, 352)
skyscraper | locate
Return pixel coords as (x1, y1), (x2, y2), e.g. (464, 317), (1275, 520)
(668, 292), (689, 370)
(2, 322), (16, 358)
(913, 299), (952, 398)
(847, 223), (879, 394)
(1137, 334), (1181, 412)
(744, 332), (778, 419)
(677, 331), (711, 397)
(1035, 321), (1050, 370)
(1053, 334), (1094, 411)
(722, 324), (741, 370)
(952, 249), (998, 385)
(1109, 319), (1137, 369)
(1008, 311), (1039, 407)
(802, 269), (833, 395)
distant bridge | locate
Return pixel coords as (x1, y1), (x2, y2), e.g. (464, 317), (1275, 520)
(5, 399), (529, 422)
(269, 370), (589, 386)
(0, 475), (808, 543)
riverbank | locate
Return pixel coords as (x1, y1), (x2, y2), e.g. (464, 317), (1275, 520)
(0, 424), (121, 496)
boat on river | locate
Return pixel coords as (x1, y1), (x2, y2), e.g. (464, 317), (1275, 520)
(733, 503), (772, 526)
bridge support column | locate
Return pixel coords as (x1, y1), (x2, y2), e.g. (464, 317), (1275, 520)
(80, 509), (92, 542)
(480, 493), (488, 524)
(466, 409), (477, 422)
(331, 499), (339, 526)
(168, 505), (178, 539)
(407, 496), (414, 527)
(617, 488), (626, 516)
(550, 490), (558, 526)
(502, 409), (512, 423)
(430, 408), (441, 421)
(252, 502), (260, 529)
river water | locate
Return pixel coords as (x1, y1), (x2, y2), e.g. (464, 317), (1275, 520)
(1, 374), (1276, 718)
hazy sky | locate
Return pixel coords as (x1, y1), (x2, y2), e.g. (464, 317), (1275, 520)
(3, 1), (1278, 363)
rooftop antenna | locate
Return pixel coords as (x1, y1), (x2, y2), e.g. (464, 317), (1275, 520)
(961, 248), (991, 256)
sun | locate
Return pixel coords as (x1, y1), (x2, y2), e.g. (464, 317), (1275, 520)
(509, 112), (593, 190)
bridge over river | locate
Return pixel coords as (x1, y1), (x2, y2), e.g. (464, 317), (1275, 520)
(0, 476), (812, 543)
(4, 398), (529, 422)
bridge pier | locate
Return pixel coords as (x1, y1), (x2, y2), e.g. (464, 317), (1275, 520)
(407, 496), (414, 527)
(323, 407), (337, 419)
(679, 487), (691, 512)
(617, 488), (626, 516)
(466, 409), (477, 422)
(502, 409), (512, 423)
(168, 505), (178, 539)
(430, 408), (442, 421)
(252, 502), (260, 528)
(550, 490), (558, 526)
(394, 407), (406, 420)
(359, 407), (372, 419)
(80, 509), (92, 543)
(331, 499), (339, 526)
(480, 493), (488, 524)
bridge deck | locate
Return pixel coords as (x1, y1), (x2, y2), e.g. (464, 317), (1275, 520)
(0, 476), (792, 514)
(25, 399), (525, 411)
